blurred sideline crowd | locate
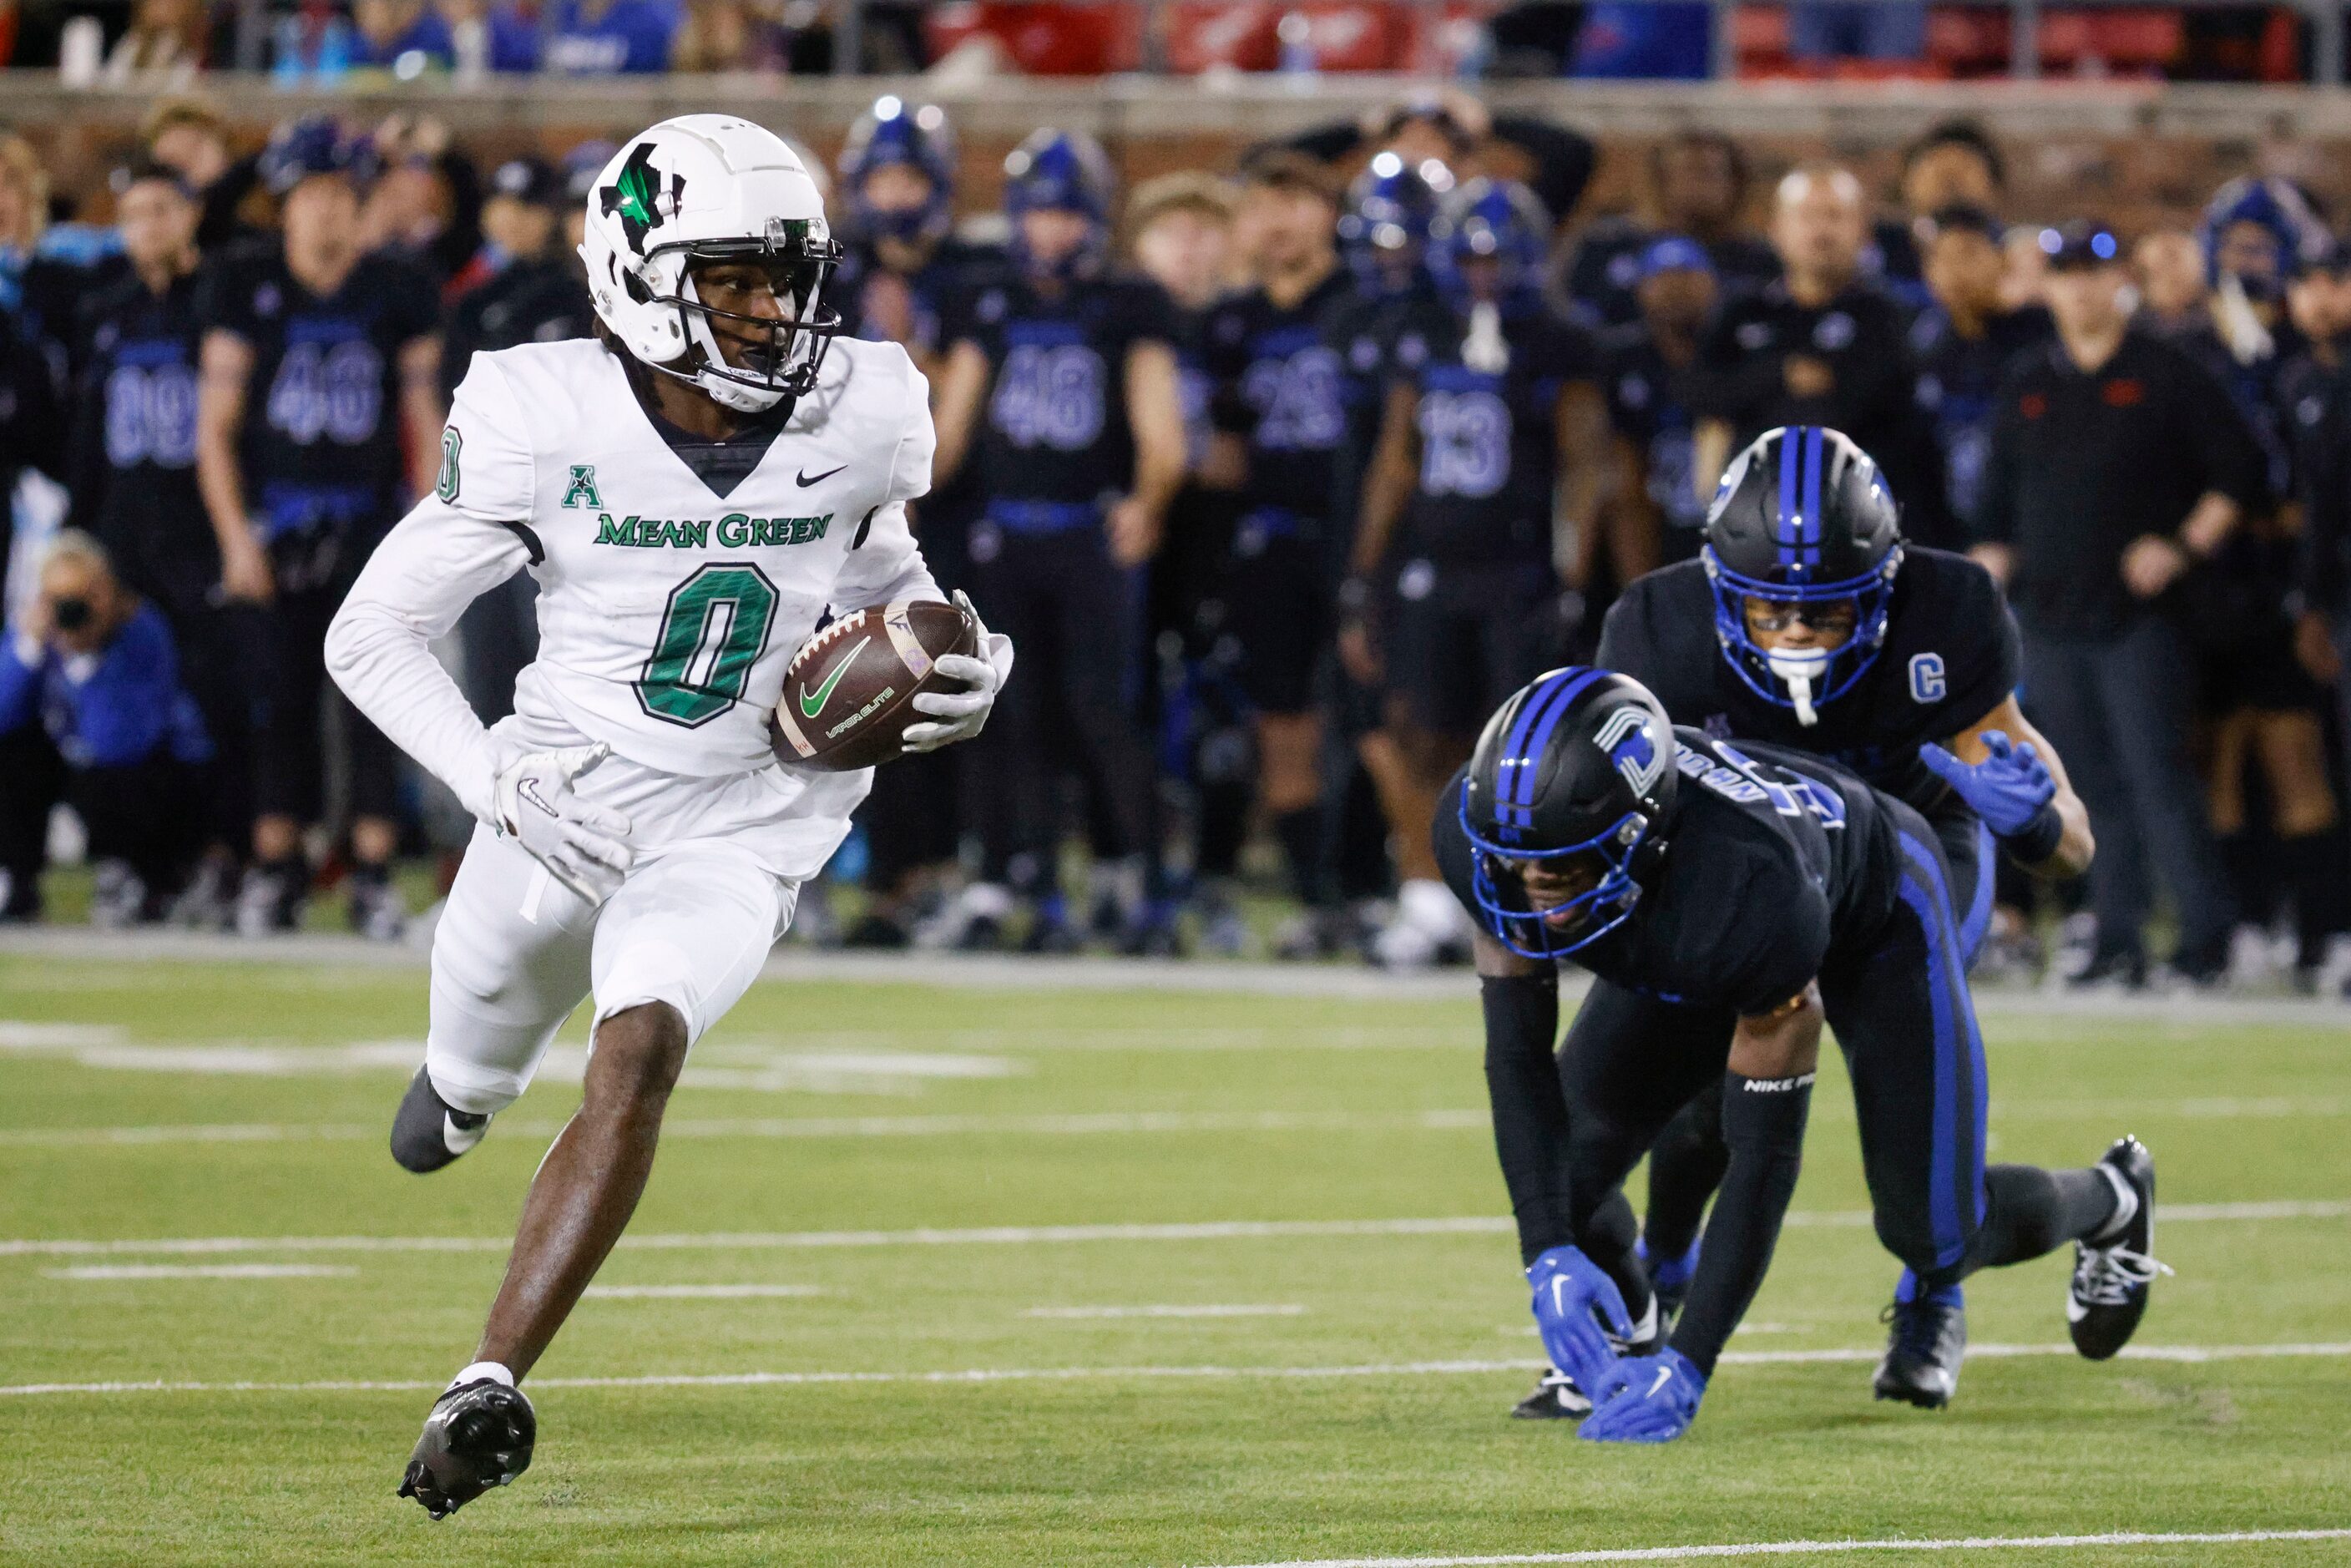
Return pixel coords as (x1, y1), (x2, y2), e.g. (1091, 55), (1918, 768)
(4, 89), (2351, 994)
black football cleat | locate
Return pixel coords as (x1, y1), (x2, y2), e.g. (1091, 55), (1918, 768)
(2070, 1136), (2166, 1360)
(1511, 1367), (1593, 1420)
(391, 1067), (492, 1174)
(1873, 1288), (1965, 1409)
(399, 1378), (536, 1519)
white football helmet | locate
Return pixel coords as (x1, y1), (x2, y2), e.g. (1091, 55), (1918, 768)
(579, 114), (845, 412)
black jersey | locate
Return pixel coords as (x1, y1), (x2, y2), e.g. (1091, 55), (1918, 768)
(1203, 267), (1362, 539)
(67, 271), (210, 597)
(1596, 321), (1706, 562)
(838, 235), (1001, 367)
(1909, 304), (2051, 526)
(954, 271), (1175, 518)
(195, 242), (440, 541)
(1596, 547), (2018, 813)
(1438, 728), (1900, 1012)
(441, 255), (592, 402)
(1393, 298), (1596, 567)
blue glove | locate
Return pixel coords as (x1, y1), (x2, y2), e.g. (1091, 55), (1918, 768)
(1527, 1245), (1634, 1395)
(1580, 1348), (1707, 1444)
(1917, 731), (2055, 837)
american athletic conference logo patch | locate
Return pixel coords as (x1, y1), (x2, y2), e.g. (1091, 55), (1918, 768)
(1595, 706), (1667, 797)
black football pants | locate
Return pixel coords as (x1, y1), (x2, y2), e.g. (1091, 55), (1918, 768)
(1510, 800), (2077, 1302)
(960, 528), (1156, 891)
(1639, 804), (1995, 1265)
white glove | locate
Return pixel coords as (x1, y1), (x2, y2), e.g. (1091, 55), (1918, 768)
(902, 590), (1014, 754)
(492, 742), (635, 906)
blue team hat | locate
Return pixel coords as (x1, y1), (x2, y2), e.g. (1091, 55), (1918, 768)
(260, 115), (377, 196)
(562, 139), (618, 206)
(1637, 234), (1713, 281)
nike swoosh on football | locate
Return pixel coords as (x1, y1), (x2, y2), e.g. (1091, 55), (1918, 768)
(796, 465), (847, 488)
(798, 635), (872, 719)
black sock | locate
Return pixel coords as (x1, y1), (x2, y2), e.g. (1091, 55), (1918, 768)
(1956, 1165), (2120, 1274)
(2217, 832), (2266, 931)
(1667, 1070), (1811, 1378)
(1642, 1088), (1729, 1266)
(1272, 805), (1327, 908)
(1479, 974), (1573, 1265)
(2287, 827), (2349, 968)
(351, 861), (390, 888)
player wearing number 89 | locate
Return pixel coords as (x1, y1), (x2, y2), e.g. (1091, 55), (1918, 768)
(322, 115), (1009, 1517)
(1346, 177), (1612, 969)
(1435, 669), (2159, 1443)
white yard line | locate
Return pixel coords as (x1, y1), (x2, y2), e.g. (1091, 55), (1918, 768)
(1023, 1304), (1306, 1319)
(582, 1283), (822, 1299)
(3, 1201), (2338, 1260)
(1201, 1528), (2351, 1568)
(4, 1343), (2349, 1399)
(39, 1264), (355, 1281)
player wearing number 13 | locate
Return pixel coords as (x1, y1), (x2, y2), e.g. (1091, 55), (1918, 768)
(322, 115), (1009, 1517)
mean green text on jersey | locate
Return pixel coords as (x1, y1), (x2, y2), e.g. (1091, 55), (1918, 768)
(594, 513), (833, 550)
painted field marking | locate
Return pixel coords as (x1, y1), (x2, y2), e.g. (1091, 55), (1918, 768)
(4, 1342), (2349, 1399)
(39, 1264), (356, 1281)
(1023, 1304), (1307, 1320)
(3, 1201), (2339, 1260)
(1201, 1527), (2351, 1567)
(583, 1283), (822, 1299)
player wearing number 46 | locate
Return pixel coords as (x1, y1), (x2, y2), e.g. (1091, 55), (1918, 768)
(1436, 669), (2161, 1444)
(322, 115), (1012, 1518)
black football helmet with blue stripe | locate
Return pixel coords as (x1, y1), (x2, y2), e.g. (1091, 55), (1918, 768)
(1701, 425), (1902, 726)
(1459, 668), (1678, 959)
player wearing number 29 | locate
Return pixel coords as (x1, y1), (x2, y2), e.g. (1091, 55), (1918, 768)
(1436, 670), (2161, 1444)
(323, 115), (1012, 1516)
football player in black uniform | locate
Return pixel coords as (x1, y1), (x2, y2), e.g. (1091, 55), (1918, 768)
(831, 97), (999, 948)
(1201, 151), (1362, 941)
(1908, 206), (2051, 530)
(1344, 178), (1610, 969)
(67, 156), (246, 923)
(1596, 236), (1718, 572)
(193, 117), (443, 939)
(931, 129), (1185, 950)
(1593, 425), (2093, 1405)
(1438, 668), (2156, 1442)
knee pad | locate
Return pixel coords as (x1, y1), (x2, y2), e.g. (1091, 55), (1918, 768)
(591, 938), (705, 1044)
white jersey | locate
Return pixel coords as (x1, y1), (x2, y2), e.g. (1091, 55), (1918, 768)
(326, 334), (942, 867)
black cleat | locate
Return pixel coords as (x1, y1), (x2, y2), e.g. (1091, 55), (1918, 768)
(1511, 1367), (1592, 1420)
(391, 1067), (491, 1174)
(399, 1378), (536, 1519)
(2070, 1136), (2166, 1360)
(1873, 1289), (1965, 1409)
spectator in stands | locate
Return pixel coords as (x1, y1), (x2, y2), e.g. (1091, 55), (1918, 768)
(670, 0), (772, 71)
(103, 0), (206, 83)
(0, 532), (211, 926)
(501, 0), (679, 73)
(1910, 205), (2050, 528)
(1875, 120), (2004, 299)
(1595, 235), (1717, 570)
(351, 0), (457, 71)
(193, 116), (442, 939)
(1972, 221), (2263, 989)
(1787, 0), (1926, 65)
(68, 156), (248, 926)
(1687, 162), (1950, 545)
(1566, 129), (1776, 328)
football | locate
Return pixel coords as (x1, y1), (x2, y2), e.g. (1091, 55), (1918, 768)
(771, 597), (980, 771)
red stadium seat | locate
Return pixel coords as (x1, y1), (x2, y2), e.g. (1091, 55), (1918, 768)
(924, 2), (1145, 75)
(1160, 3), (1407, 73)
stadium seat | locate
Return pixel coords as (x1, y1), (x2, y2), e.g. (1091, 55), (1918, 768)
(923, 2), (1145, 75)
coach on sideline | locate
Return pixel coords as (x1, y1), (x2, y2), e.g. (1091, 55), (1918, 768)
(1970, 220), (2267, 989)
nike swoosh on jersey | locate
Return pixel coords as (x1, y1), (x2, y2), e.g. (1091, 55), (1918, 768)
(796, 464), (847, 488)
(798, 635), (872, 719)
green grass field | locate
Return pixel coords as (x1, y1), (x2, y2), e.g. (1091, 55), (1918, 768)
(2, 948), (2348, 1567)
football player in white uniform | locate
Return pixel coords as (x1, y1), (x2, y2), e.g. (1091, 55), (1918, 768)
(323, 116), (1012, 1517)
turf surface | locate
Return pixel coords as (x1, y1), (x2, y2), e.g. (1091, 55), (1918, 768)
(1, 953), (2347, 1566)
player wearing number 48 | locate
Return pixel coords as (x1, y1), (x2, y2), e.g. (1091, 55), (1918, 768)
(323, 115), (1010, 1519)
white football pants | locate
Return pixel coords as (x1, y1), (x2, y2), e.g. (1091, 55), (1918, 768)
(422, 822), (797, 1115)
